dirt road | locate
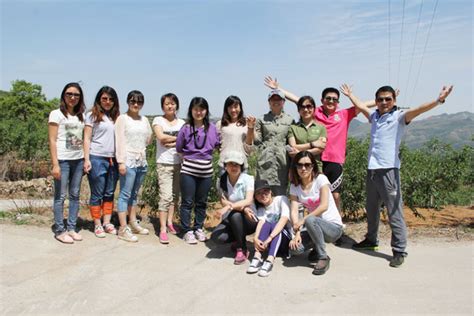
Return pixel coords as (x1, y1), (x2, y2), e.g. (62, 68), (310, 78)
(0, 224), (472, 315)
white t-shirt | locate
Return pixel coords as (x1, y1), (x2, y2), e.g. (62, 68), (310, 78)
(289, 174), (343, 226)
(152, 116), (185, 164)
(252, 195), (290, 224)
(85, 112), (115, 157)
(48, 109), (84, 160)
(217, 173), (254, 203)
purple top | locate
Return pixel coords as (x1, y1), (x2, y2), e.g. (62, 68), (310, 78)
(176, 123), (220, 161)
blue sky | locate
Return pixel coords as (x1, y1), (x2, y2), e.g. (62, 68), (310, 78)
(1, 0), (472, 120)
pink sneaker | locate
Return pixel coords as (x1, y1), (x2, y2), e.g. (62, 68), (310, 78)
(167, 223), (178, 235)
(104, 223), (117, 235)
(234, 248), (249, 265)
(159, 231), (169, 244)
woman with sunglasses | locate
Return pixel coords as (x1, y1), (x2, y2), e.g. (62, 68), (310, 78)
(176, 97), (220, 245)
(246, 179), (290, 277)
(287, 96), (327, 163)
(216, 95), (255, 173)
(48, 82), (86, 244)
(288, 151), (343, 275)
(115, 90), (152, 242)
(83, 86), (120, 238)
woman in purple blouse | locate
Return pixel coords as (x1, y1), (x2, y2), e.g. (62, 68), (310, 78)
(176, 97), (220, 244)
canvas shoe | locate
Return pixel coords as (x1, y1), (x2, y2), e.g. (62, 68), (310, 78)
(247, 258), (263, 274)
(167, 223), (178, 235)
(129, 220), (149, 235)
(184, 231), (197, 245)
(118, 226), (138, 243)
(194, 229), (207, 242)
(258, 260), (274, 277)
(103, 223), (117, 235)
(94, 225), (106, 238)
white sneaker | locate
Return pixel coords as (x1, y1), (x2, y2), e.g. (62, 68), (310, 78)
(194, 229), (207, 242)
(247, 258), (263, 274)
(118, 226), (138, 242)
(129, 220), (149, 235)
(258, 260), (273, 277)
(184, 231), (197, 244)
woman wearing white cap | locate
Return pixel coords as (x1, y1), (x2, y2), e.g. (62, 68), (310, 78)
(254, 90), (294, 196)
(211, 151), (257, 265)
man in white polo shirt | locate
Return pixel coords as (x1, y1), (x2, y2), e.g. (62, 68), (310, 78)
(350, 84), (453, 267)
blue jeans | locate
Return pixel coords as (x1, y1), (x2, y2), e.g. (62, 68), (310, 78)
(53, 159), (84, 235)
(179, 173), (212, 233)
(87, 155), (118, 206)
(117, 165), (148, 212)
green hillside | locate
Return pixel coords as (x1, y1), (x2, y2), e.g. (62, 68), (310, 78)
(348, 111), (474, 149)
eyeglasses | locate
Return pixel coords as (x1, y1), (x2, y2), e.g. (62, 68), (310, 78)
(298, 105), (314, 111)
(129, 100), (144, 105)
(296, 163), (313, 170)
(65, 92), (81, 98)
(376, 97), (393, 103)
(324, 97), (339, 103)
(101, 97), (114, 102)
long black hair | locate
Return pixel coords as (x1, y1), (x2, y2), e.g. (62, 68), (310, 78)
(59, 82), (85, 122)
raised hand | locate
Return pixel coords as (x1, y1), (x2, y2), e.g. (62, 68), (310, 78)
(438, 85), (454, 102)
(264, 76), (279, 89)
(246, 115), (256, 128)
(340, 83), (353, 97)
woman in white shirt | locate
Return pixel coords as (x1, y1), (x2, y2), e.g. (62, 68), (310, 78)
(48, 82), (86, 244)
(211, 151), (256, 265)
(289, 151), (343, 275)
(152, 93), (185, 244)
(216, 95), (255, 173)
(115, 90), (152, 242)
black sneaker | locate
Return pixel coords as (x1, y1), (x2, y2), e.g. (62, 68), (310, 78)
(389, 252), (405, 268)
(308, 249), (318, 265)
(352, 238), (379, 251)
(312, 257), (330, 275)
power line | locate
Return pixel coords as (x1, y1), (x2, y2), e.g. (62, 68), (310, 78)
(403, 0), (424, 106)
(388, 0), (391, 83)
(409, 0), (439, 104)
(396, 0), (406, 88)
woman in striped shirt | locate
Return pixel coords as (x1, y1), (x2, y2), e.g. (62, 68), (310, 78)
(176, 97), (220, 244)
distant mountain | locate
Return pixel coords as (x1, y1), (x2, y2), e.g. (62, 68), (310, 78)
(348, 111), (474, 149)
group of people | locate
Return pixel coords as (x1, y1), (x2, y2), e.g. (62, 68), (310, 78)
(48, 78), (453, 277)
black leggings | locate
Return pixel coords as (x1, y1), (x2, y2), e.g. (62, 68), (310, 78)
(211, 211), (257, 251)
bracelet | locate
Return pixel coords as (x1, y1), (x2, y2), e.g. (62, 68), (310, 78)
(437, 98), (445, 104)
(310, 142), (314, 149)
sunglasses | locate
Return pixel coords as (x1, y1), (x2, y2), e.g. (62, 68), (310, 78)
(65, 92), (81, 98)
(296, 163), (313, 169)
(129, 100), (144, 105)
(324, 97), (339, 103)
(298, 105), (314, 111)
(376, 97), (394, 103)
(101, 97), (114, 102)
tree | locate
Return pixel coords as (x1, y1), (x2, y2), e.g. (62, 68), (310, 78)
(0, 80), (57, 160)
